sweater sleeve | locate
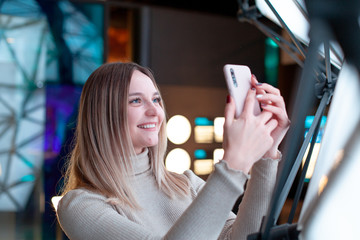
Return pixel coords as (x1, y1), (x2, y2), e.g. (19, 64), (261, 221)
(57, 189), (159, 240)
(183, 157), (279, 240)
(165, 161), (249, 240)
(57, 161), (249, 240)
(230, 157), (279, 239)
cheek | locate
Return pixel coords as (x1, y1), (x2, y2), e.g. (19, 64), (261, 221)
(127, 109), (139, 129)
(158, 108), (165, 126)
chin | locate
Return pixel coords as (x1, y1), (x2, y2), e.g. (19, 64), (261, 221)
(147, 139), (159, 148)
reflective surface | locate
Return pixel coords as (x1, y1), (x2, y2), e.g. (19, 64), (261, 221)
(0, 1), (104, 239)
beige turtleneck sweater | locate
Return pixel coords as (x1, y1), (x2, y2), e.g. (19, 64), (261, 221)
(57, 148), (279, 240)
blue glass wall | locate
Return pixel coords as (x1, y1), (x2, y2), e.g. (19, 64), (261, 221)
(0, 0), (104, 239)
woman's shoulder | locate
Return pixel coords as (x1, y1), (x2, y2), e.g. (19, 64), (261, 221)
(62, 188), (105, 201)
(57, 188), (108, 214)
(182, 169), (206, 193)
(183, 169), (202, 182)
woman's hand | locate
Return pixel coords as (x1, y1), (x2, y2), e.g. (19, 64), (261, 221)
(252, 75), (291, 159)
(222, 89), (278, 174)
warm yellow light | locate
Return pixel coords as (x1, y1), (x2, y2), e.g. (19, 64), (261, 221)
(51, 196), (63, 211)
(194, 126), (214, 143)
(302, 143), (321, 179)
(214, 117), (225, 142)
(318, 175), (328, 195)
(316, 149), (343, 195)
(167, 115), (191, 144)
(165, 148), (191, 174)
(213, 148), (224, 164)
(194, 159), (214, 175)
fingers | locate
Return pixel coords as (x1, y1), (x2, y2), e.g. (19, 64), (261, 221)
(251, 75), (266, 95)
(267, 119), (278, 132)
(258, 110), (273, 124)
(252, 78), (290, 128)
(224, 95), (235, 127)
(257, 93), (288, 121)
(251, 74), (259, 86)
(261, 104), (290, 127)
(242, 88), (256, 116)
(252, 76), (282, 108)
(257, 93), (286, 109)
(255, 82), (281, 96)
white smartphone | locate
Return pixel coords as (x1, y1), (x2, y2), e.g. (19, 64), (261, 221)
(223, 64), (261, 118)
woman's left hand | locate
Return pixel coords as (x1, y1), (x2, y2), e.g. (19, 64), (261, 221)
(252, 75), (291, 159)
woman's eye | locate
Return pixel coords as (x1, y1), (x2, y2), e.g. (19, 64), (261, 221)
(129, 98), (141, 104)
(153, 97), (161, 103)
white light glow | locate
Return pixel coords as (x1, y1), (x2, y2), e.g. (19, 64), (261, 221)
(167, 115), (191, 144)
(213, 148), (224, 164)
(256, 0), (309, 44)
(51, 196), (62, 211)
(299, 62), (360, 239)
(300, 62), (360, 223)
(301, 138), (360, 239)
(165, 148), (191, 174)
(214, 117), (225, 142)
(256, 0), (343, 68)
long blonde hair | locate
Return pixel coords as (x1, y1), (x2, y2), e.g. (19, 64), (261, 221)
(61, 62), (189, 209)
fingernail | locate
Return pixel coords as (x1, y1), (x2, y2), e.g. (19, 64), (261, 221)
(251, 87), (256, 91)
(226, 95), (230, 103)
(256, 94), (263, 98)
(261, 103), (268, 107)
(256, 83), (263, 86)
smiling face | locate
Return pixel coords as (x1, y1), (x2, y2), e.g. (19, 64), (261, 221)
(127, 70), (165, 154)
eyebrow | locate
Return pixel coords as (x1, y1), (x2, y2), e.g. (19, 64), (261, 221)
(128, 92), (160, 97)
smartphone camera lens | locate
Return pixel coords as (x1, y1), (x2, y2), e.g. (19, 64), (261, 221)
(230, 68), (238, 87)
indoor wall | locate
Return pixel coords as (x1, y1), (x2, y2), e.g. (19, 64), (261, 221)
(0, 1), (299, 239)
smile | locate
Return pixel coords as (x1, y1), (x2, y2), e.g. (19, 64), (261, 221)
(138, 123), (156, 129)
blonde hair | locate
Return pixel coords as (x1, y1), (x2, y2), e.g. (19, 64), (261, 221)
(61, 62), (189, 209)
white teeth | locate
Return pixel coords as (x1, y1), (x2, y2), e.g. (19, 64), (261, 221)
(138, 124), (156, 129)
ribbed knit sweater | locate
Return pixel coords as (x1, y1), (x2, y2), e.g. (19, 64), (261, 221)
(57, 148), (279, 240)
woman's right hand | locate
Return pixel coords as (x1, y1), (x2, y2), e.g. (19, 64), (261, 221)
(222, 88), (278, 174)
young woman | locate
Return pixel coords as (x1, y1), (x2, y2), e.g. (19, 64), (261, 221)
(57, 62), (290, 240)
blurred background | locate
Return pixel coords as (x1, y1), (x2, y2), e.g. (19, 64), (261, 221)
(0, 0), (308, 239)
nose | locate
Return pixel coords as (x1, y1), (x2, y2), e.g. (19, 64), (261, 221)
(145, 101), (159, 116)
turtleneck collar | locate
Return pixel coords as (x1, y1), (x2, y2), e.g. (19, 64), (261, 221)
(132, 148), (151, 175)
